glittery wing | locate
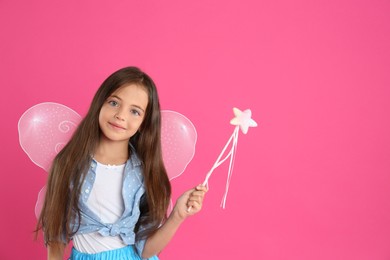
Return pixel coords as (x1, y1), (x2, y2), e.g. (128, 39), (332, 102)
(161, 110), (197, 181)
(18, 102), (82, 218)
(161, 110), (197, 214)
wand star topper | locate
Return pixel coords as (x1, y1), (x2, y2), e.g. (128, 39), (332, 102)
(201, 107), (257, 209)
(230, 108), (258, 134)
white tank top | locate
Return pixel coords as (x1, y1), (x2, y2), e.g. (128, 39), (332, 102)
(73, 161), (127, 253)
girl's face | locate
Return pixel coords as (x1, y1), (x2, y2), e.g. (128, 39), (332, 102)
(99, 84), (148, 144)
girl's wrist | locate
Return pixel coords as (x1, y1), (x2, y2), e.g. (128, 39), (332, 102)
(169, 208), (187, 223)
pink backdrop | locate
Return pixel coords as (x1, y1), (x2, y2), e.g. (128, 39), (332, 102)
(1, 0), (390, 259)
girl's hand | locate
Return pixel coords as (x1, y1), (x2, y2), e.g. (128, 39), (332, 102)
(172, 185), (208, 220)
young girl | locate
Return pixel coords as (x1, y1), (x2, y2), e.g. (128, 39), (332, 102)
(36, 67), (207, 260)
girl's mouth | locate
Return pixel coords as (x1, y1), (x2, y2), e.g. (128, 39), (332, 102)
(109, 122), (126, 130)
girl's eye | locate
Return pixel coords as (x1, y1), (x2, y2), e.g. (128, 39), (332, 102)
(108, 100), (119, 107)
(130, 109), (141, 116)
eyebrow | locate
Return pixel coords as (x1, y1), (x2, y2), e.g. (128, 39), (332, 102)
(110, 95), (146, 112)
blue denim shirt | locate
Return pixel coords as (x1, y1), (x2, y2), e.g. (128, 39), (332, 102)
(70, 149), (148, 256)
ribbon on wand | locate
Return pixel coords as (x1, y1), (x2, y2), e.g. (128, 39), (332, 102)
(189, 107), (258, 211)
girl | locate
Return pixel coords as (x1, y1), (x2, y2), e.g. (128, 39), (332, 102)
(36, 67), (207, 260)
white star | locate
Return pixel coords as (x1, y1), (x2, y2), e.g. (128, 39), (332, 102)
(230, 107), (258, 134)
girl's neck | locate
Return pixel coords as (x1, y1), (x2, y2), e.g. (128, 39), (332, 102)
(94, 138), (129, 165)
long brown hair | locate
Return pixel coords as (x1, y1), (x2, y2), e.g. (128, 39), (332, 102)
(36, 67), (171, 247)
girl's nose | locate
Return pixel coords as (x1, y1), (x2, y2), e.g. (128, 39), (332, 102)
(114, 110), (125, 121)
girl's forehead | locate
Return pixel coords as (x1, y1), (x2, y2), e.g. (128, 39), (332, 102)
(112, 83), (148, 95)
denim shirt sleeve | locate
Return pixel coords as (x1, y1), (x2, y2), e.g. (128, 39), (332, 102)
(135, 238), (146, 258)
(135, 236), (159, 260)
(134, 220), (162, 259)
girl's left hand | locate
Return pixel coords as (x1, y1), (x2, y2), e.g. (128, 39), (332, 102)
(173, 185), (208, 220)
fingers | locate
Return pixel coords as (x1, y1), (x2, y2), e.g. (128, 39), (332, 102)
(188, 191), (205, 204)
(195, 184), (208, 193)
(190, 185), (207, 201)
(186, 185), (207, 213)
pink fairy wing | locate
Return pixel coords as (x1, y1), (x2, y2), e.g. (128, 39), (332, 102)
(18, 102), (81, 219)
(18, 102), (82, 172)
(161, 110), (197, 181)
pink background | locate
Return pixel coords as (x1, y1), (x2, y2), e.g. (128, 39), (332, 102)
(1, 0), (390, 259)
